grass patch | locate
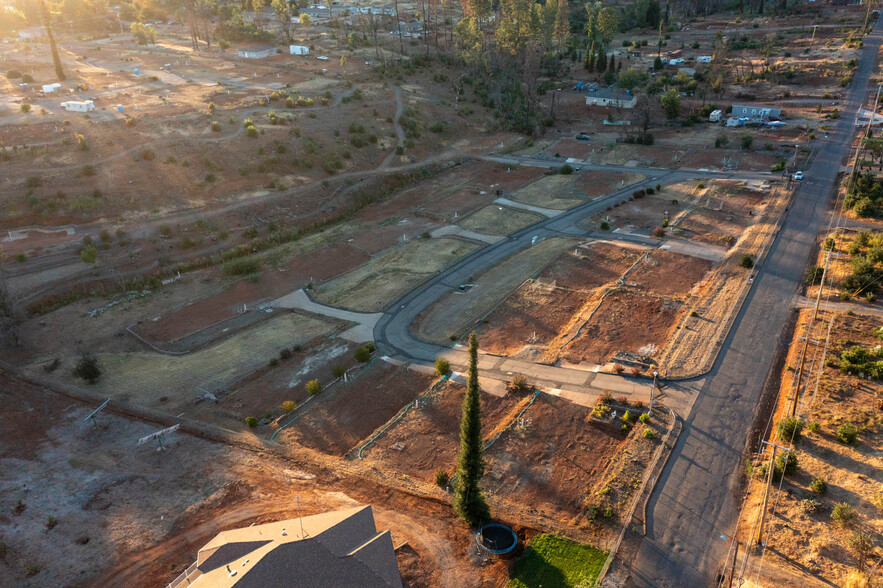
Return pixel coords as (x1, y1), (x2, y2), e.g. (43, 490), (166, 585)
(509, 534), (607, 588)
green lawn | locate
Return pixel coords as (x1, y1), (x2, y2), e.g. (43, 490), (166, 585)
(509, 534), (608, 588)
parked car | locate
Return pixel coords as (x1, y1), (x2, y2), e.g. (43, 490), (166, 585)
(575, 133), (590, 141)
(793, 171), (804, 180)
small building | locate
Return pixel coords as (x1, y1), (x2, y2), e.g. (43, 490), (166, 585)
(731, 104), (781, 122)
(237, 44), (276, 59)
(585, 88), (637, 109)
(667, 49), (683, 59)
(60, 100), (95, 112)
(42, 83), (61, 93)
(697, 55), (713, 63)
(289, 45), (309, 55)
(709, 109), (723, 122)
(167, 505), (402, 588)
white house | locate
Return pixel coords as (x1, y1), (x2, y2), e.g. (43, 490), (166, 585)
(237, 44), (276, 59)
(731, 104), (781, 122)
(585, 88), (637, 109)
(290, 45), (309, 55)
(60, 100), (95, 112)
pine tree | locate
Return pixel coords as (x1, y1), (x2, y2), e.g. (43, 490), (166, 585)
(452, 333), (490, 527)
(608, 52), (615, 73)
(40, 0), (65, 81)
(597, 48), (607, 73)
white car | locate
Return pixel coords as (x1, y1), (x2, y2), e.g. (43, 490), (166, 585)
(793, 171), (804, 180)
(316, 55), (329, 61)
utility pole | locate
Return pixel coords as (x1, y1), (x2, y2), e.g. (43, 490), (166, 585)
(790, 249), (830, 416)
(728, 539), (739, 588)
(650, 371), (658, 415)
(756, 441), (790, 546)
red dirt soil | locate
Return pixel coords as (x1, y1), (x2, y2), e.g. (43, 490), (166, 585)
(361, 381), (530, 483)
(627, 250), (712, 296)
(561, 289), (683, 364)
(133, 243), (368, 342)
(281, 362), (434, 456)
(483, 393), (625, 521)
(478, 245), (642, 356)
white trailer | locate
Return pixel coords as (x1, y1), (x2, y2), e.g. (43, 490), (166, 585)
(42, 83), (61, 93)
(709, 109), (723, 122)
(289, 45), (309, 55)
(60, 100), (95, 112)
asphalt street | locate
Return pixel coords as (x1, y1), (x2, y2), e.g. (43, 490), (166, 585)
(373, 18), (883, 587)
(624, 18), (883, 587)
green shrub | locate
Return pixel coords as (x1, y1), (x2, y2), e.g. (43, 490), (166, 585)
(72, 352), (102, 384)
(600, 221), (610, 230)
(435, 469), (449, 487)
(80, 246), (98, 264)
(20, 103), (31, 113)
(642, 428), (656, 439)
(354, 346), (372, 363)
(776, 417), (804, 443)
(810, 477), (828, 494)
(739, 254), (755, 269)
(305, 379), (321, 396)
(559, 163), (574, 175)
(776, 451), (799, 476)
(211, 121), (221, 132)
(639, 413), (650, 424)
(622, 410), (637, 423)
(831, 502), (857, 528)
(245, 416), (258, 427)
(222, 258), (260, 276)
(332, 365), (346, 378)
(435, 357), (451, 376)
(837, 422), (858, 444)
(281, 400), (296, 413)
(807, 422), (820, 433)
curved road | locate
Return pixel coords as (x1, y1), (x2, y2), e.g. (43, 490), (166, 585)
(374, 18), (882, 587)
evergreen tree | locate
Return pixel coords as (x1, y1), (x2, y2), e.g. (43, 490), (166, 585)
(597, 48), (607, 72)
(452, 333), (490, 527)
(40, 0), (65, 81)
(608, 52), (615, 73)
(585, 41), (595, 71)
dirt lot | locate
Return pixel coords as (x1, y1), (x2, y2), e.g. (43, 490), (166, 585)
(627, 250), (712, 297)
(414, 237), (578, 344)
(313, 237), (478, 312)
(360, 380), (532, 483)
(477, 243), (643, 360)
(583, 182), (699, 234)
(483, 393), (625, 524)
(736, 310), (883, 588)
(561, 289), (683, 366)
(510, 172), (644, 210)
(458, 205), (542, 236)
(278, 361), (435, 456)
(35, 311), (339, 410)
(0, 370), (498, 588)
(477, 244), (707, 365)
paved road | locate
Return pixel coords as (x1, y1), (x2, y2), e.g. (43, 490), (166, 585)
(624, 18), (883, 588)
(373, 164), (781, 408)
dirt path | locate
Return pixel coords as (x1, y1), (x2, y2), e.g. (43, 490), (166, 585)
(379, 85), (406, 169)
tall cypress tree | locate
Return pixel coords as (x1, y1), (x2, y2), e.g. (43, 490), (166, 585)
(452, 332), (490, 527)
(597, 48), (607, 73)
(608, 52), (615, 73)
(40, 0), (65, 82)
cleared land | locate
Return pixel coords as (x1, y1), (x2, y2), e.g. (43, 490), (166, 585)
(510, 172), (644, 210)
(313, 237), (478, 312)
(457, 205), (542, 236)
(414, 237), (578, 344)
(278, 361), (435, 456)
(40, 311), (337, 409)
(483, 393), (625, 522)
(478, 243), (711, 367)
(360, 380), (533, 483)
(737, 311), (883, 587)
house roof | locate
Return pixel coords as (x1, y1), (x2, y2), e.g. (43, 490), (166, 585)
(586, 88), (636, 101)
(239, 44), (275, 53)
(176, 506), (402, 588)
